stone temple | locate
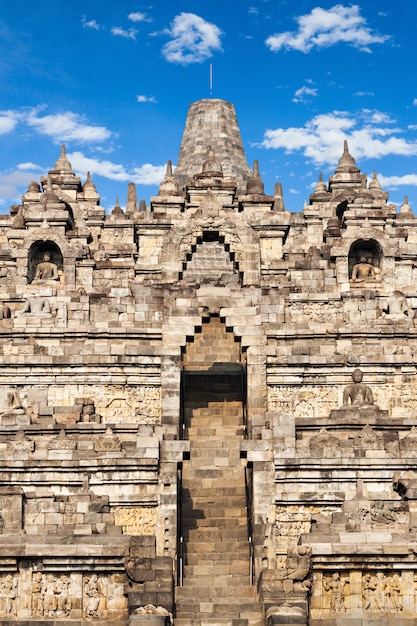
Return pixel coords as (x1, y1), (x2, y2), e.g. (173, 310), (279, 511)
(0, 97), (416, 625)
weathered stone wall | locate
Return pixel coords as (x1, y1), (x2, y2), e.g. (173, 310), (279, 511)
(0, 101), (417, 623)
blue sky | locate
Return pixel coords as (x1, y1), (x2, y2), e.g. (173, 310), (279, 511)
(0, 0), (416, 213)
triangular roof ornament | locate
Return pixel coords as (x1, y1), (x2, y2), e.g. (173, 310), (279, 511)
(158, 160), (179, 196)
(369, 169), (382, 190)
(336, 139), (358, 172)
(54, 144), (73, 172)
(83, 171), (97, 192)
(246, 160), (264, 194)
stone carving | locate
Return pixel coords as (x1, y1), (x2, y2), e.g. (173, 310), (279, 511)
(42, 573), (58, 617)
(358, 501), (408, 525)
(32, 572), (44, 616)
(286, 301), (344, 325)
(0, 574), (18, 616)
(0, 389), (24, 415)
(268, 385), (337, 419)
(383, 291), (409, 318)
(54, 574), (71, 617)
(48, 428), (77, 450)
(363, 571), (402, 613)
(342, 369), (374, 407)
(370, 501), (404, 524)
(114, 506), (156, 536)
(400, 427), (417, 455)
(351, 256), (377, 282)
(286, 545), (312, 591)
(107, 574), (127, 613)
(274, 506), (316, 551)
(353, 424), (381, 450)
(33, 253), (59, 282)
(132, 604), (173, 623)
(265, 604), (306, 625)
(30, 573), (73, 618)
(20, 296), (51, 315)
(9, 429), (34, 453)
(309, 428), (340, 457)
(323, 573), (348, 613)
(0, 302), (11, 319)
(83, 574), (102, 618)
(388, 573), (402, 611)
(94, 427), (121, 452)
(259, 545), (312, 595)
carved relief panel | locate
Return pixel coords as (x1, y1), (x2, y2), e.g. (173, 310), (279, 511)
(0, 568), (128, 620)
(311, 570), (416, 618)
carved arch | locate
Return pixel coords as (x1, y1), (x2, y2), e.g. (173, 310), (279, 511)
(348, 239), (383, 280)
(28, 241), (63, 284)
(161, 189), (260, 284)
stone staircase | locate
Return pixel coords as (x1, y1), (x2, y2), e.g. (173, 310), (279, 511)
(175, 376), (263, 625)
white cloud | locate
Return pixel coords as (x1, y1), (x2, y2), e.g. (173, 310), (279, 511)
(354, 91), (374, 97)
(248, 7), (259, 15)
(111, 27), (137, 40)
(0, 167), (43, 204)
(0, 110), (19, 134)
(26, 110), (113, 143)
(413, 99), (417, 106)
(128, 12), (150, 23)
(68, 152), (166, 185)
(379, 174), (417, 187)
(260, 109), (417, 165)
(293, 86), (318, 103)
(17, 162), (43, 171)
(82, 16), (101, 30)
(136, 95), (157, 103)
(162, 13), (222, 64)
(266, 4), (390, 53)
(132, 164), (168, 185)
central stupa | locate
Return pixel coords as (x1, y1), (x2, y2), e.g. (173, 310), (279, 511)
(173, 98), (252, 192)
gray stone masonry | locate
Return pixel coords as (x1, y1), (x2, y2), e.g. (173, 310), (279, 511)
(0, 99), (417, 623)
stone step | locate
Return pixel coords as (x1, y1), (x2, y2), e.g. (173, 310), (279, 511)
(176, 600), (258, 613)
(175, 618), (263, 626)
(174, 602), (258, 626)
(187, 418), (243, 425)
(181, 500), (247, 514)
(184, 551), (250, 565)
(181, 518), (248, 530)
(181, 526), (248, 539)
(186, 429), (242, 436)
(183, 458), (245, 469)
(178, 394), (253, 626)
(186, 402), (242, 410)
(181, 476), (245, 487)
(181, 513), (248, 526)
(187, 407), (242, 416)
(182, 468), (244, 480)
(186, 445), (241, 457)
(181, 493), (246, 503)
(176, 584), (256, 599)
(184, 562), (249, 576)
(187, 426), (243, 435)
